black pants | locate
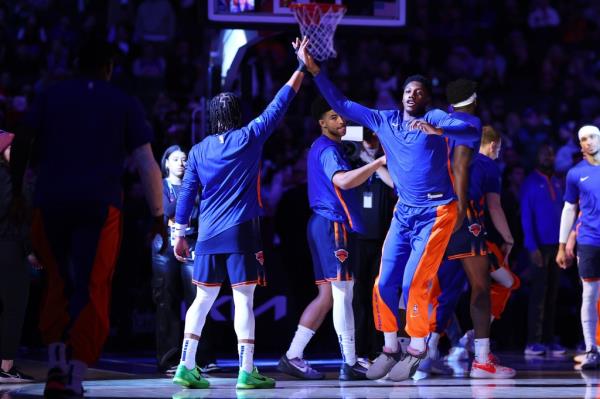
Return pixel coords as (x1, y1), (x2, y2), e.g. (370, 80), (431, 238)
(152, 238), (215, 370)
(0, 241), (30, 360)
(352, 239), (383, 358)
(527, 244), (560, 344)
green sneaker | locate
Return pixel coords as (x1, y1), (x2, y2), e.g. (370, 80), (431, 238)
(236, 367), (275, 389)
(172, 364), (210, 389)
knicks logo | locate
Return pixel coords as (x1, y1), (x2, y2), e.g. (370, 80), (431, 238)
(334, 249), (349, 263)
(468, 223), (482, 237)
(255, 251), (265, 266)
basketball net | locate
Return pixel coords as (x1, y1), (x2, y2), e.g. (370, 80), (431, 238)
(290, 3), (346, 61)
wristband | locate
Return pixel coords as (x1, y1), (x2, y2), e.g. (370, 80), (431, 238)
(173, 223), (187, 238)
(296, 61), (308, 73)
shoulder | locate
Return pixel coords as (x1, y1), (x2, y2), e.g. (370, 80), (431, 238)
(424, 108), (446, 121)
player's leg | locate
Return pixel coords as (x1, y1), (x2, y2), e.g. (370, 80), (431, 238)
(386, 203), (456, 382)
(462, 255), (515, 379)
(367, 214), (411, 380)
(173, 253), (222, 388)
(421, 259), (465, 374)
(36, 205), (123, 396)
(578, 245), (600, 369)
(229, 253), (275, 389)
(278, 214), (334, 380)
(31, 208), (70, 394)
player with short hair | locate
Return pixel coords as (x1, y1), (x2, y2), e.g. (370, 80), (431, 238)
(556, 125), (600, 370)
(171, 53), (305, 389)
(428, 122), (517, 378)
(277, 96), (386, 381)
(294, 38), (479, 381)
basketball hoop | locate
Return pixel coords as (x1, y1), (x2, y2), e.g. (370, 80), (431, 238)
(290, 2), (346, 61)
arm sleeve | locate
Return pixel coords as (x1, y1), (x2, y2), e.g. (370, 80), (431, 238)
(175, 148), (201, 225)
(321, 147), (351, 183)
(426, 109), (479, 142)
(313, 72), (384, 132)
(247, 84), (297, 145)
(559, 202), (577, 243)
(520, 180), (538, 251)
(125, 96), (154, 153)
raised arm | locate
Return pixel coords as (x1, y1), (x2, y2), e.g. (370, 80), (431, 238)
(294, 37), (383, 132)
(247, 69), (303, 144)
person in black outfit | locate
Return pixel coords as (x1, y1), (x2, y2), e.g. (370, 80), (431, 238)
(153, 145), (219, 374)
(0, 131), (35, 384)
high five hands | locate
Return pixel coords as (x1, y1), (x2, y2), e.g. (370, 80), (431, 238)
(292, 36), (320, 75)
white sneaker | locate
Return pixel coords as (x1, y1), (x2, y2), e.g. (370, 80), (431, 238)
(470, 354), (516, 379)
(445, 346), (469, 362)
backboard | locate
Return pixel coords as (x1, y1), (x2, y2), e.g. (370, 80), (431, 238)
(208, 0), (406, 28)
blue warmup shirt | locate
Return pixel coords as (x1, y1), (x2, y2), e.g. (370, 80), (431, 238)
(26, 78), (153, 208)
(520, 170), (563, 251)
(449, 111), (481, 153)
(307, 135), (364, 234)
(314, 73), (479, 207)
(175, 84), (296, 253)
(564, 159), (600, 246)
(469, 153), (501, 212)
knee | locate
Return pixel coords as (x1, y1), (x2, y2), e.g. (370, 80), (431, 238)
(316, 292), (334, 311)
(470, 285), (489, 304)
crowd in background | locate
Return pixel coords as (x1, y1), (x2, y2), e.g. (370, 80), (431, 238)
(1, 0), (600, 356)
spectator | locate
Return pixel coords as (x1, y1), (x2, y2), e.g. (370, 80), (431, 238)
(521, 144), (565, 356)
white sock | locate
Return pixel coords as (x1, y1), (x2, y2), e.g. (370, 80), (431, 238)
(66, 360), (87, 394)
(331, 281), (357, 365)
(428, 332), (440, 359)
(286, 325), (315, 359)
(409, 337), (426, 352)
(384, 332), (399, 352)
(180, 338), (199, 369)
(48, 342), (66, 371)
(338, 330), (357, 366)
(581, 280), (600, 352)
(474, 338), (490, 363)
(238, 343), (254, 373)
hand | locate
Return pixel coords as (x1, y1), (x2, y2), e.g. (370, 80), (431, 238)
(565, 232), (577, 260)
(292, 36), (320, 75)
(408, 119), (442, 135)
(149, 215), (168, 253)
(501, 241), (513, 265)
(529, 249), (543, 268)
(27, 253), (43, 270)
(453, 207), (466, 233)
(377, 155), (387, 166)
(173, 236), (191, 262)
(556, 247), (572, 269)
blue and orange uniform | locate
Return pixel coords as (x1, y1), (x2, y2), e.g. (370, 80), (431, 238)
(307, 135), (364, 284)
(564, 159), (600, 280)
(314, 72), (478, 338)
(27, 78), (152, 365)
(175, 84), (296, 287)
(431, 151), (520, 334)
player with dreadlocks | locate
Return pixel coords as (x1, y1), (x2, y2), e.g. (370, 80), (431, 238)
(171, 39), (306, 390)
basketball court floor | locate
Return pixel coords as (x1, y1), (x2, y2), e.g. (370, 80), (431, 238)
(3, 353), (600, 398)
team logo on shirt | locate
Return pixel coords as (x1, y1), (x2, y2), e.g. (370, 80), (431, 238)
(468, 223), (482, 237)
(410, 304), (419, 318)
(334, 249), (349, 263)
(255, 251), (265, 266)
